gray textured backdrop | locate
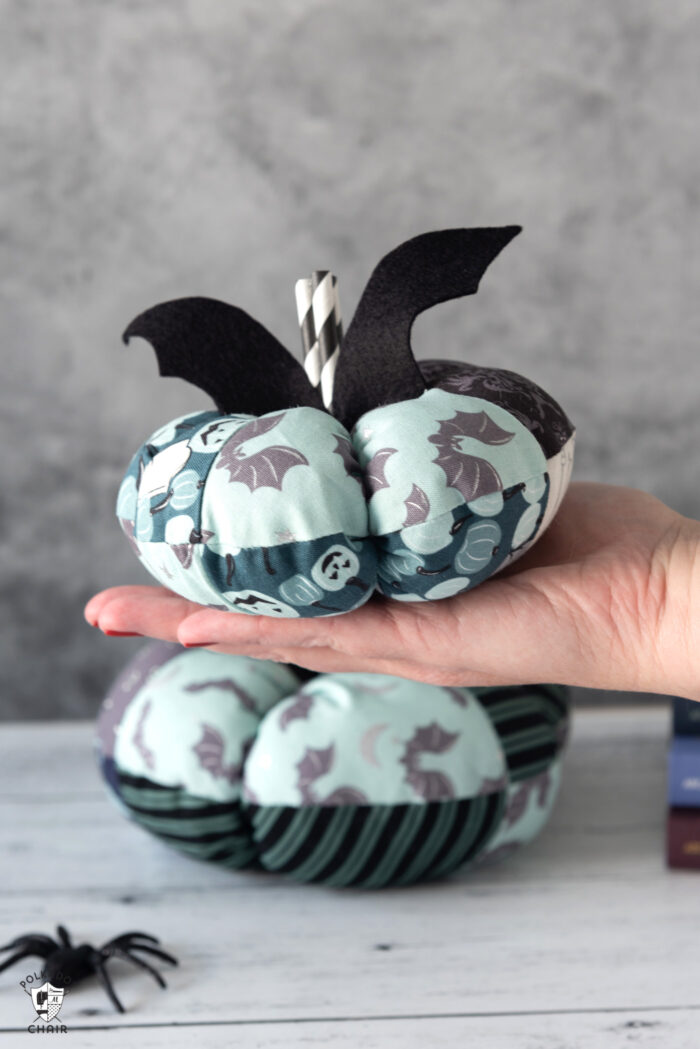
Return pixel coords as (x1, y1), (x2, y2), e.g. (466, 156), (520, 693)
(3, 1), (699, 720)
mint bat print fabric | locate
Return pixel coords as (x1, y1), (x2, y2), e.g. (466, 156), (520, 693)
(117, 387), (572, 617)
(95, 642), (571, 888)
(243, 672), (508, 808)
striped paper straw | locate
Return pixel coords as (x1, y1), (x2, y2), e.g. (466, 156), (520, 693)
(294, 269), (342, 410)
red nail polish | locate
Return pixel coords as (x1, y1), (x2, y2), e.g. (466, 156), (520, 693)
(103, 630), (142, 637)
(182, 641), (215, 648)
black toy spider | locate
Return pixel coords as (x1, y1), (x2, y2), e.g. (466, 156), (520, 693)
(0, 924), (178, 1013)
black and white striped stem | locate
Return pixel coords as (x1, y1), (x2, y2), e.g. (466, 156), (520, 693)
(294, 270), (342, 410)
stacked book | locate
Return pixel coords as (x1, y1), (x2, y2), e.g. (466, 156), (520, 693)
(667, 697), (700, 869)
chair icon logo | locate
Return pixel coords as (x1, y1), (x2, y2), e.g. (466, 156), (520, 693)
(31, 982), (64, 1023)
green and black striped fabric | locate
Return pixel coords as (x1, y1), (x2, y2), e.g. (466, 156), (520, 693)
(113, 771), (508, 888)
(116, 770), (259, 870)
(246, 791), (506, 889)
(471, 684), (570, 783)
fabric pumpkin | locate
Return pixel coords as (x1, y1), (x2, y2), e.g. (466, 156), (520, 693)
(95, 642), (570, 889)
(117, 227), (575, 617)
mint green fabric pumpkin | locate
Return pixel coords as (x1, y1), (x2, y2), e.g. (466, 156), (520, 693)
(117, 228), (575, 617)
(96, 642), (570, 888)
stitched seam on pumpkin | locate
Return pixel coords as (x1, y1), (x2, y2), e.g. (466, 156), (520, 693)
(132, 471), (550, 551)
(373, 470), (552, 545)
(135, 528), (372, 551)
(193, 529), (375, 609)
(129, 421), (223, 546)
(133, 468), (551, 551)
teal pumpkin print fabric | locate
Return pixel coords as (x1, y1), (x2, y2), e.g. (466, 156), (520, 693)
(117, 390), (566, 617)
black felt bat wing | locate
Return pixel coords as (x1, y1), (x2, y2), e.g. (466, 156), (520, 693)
(332, 226), (522, 429)
(122, 227), (520, 427)
(123, 297), (323, 416)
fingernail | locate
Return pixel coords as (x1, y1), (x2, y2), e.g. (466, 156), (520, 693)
(103, 630), (143, 637)
(182, 641), (215, 648)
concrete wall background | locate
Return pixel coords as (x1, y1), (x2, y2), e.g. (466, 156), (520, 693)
(2, 0), (699, 719)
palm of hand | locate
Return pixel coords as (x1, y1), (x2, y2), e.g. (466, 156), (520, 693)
(85, 482), (693, 695)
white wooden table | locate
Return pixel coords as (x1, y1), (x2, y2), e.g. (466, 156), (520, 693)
(1, 706), (698, 1048)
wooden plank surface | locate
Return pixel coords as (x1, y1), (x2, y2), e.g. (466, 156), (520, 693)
(1, 706), (699, 1047)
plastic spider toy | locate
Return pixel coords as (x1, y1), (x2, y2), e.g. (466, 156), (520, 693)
(0, 924), (178, 1013)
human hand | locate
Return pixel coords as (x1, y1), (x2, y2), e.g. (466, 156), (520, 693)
(85, 482), (700, 700)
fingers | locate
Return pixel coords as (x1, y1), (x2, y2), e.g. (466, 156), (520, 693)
(87, 587), (425, 664)
(85, 585), (528, 686)
(84, 574), (567, 682)
(85, 585), (380, 650)
(85, 586), (203, 642)
(86, 574), (604, 692)
(85, 587), (522, 687)
(84, 587), (133, 627)
(195, 642), (518, 689)
(84, 586), (185, 627)
(176, 597), (399, 655)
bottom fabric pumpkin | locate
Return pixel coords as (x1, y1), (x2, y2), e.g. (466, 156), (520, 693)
(95, 641), (570, 888)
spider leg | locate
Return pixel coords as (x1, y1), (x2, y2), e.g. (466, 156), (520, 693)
(104, 946), (168, 989)
(103, 933), (177, 964)
(56, 926), (72, 948)
(94, 961), (125, 1014)
(119, 943), (178, 967)
(0, 948), (35, 975)
(0, 934), (56, 953)
(103, 931), (159, 948)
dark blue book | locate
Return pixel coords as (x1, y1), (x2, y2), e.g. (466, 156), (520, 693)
(668, 735), (700, 807)
(673, 696), (700, 737)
